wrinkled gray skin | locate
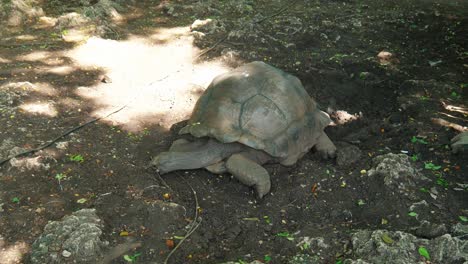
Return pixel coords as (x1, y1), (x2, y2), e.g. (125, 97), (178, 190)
(151, 61), (336, 198)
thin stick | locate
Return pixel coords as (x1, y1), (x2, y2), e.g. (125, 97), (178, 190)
(0, 105), (127, 167)
(163, 174), (201, 264)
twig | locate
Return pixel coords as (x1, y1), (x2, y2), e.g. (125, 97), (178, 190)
(153, 170), (174, 192)
(163, 174), (201, 264)
(253, 0), (301, 24)
(194, 35), (228, 59)
(0, 105), (127, 167)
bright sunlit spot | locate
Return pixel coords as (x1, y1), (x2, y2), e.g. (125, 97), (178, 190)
(0, 239), (28, 264)
(19, 101), (58, 117)
(67, 27), (230, 132)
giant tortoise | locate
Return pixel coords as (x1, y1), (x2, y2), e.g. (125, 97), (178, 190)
(151, 61), (336, 198)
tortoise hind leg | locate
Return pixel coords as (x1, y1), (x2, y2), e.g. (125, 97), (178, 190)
(225, 153), (271, 199)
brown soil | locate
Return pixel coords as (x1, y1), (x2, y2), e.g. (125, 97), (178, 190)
(0, 0), (466, 263)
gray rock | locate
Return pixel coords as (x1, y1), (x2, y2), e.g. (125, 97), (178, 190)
(452, 223), (468, 237)
(30, 209), (108, 264)
(413, 220), (447, 239)
(336, 142), (362, 167)
(347, 229), (467, 263)
(288, 254), (321, 264)
(367, 153), (428, 199)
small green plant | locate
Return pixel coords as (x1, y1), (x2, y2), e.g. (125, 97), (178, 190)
(419, 187), (429, 193)
(459, 216), (468, 222)
(264, 255), (272, 263)
(299, 242), (310, 251)
(336, 259), (343, 264)
(276, 232), (294, 241)
(450, 91), (461, 99)
(436, 178), (449, 188)
(12, 197), (20, 203)
(411, 154), (419, 161)
(55, 173), (66, 181)
(357, 199), (366, 206)
(263, 215), (271, 224)
(69, 154), (84, 163)
(418, 246), (430, 260)
(411, 136), (428, 144)
(424, 162), (441, 170)
(123, 252), (141, 262)
(408, 212), (418, 217)
(55, 173), (66, 190)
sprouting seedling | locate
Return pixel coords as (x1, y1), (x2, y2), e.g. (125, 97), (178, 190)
(123, 252), (142, 262)
(410, 154), (419, 161)
(12, 197), (20, 203)
(55, 173), (66, 190)
(411, 136), (428, 144)
(357, 199), (366, 206)
(69, 154), (84, 163)
(263, 215), (271, 224)
(264, 255), (272, 263)
(424, 162), (441, 170)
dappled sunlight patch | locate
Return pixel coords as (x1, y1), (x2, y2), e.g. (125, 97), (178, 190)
(16, 50), (54, 62)
(431, 117), (467, 132)
(0, 239), (28, 264)
(9, 156), (50, 171)
(14, 34), (37, 41)
(330, 110), (363, 125)
(0, 57), (12, 64)
(68, 29), (230, 132)
(19, 101), (58, 117)
(43, 65), (75, 75)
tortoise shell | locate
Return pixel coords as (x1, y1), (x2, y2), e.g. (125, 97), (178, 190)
(179, 61), (331, 165)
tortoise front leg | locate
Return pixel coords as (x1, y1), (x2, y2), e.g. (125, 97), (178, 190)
(225, 153), (271, 199)
(314, 132), (336, 159)
(151, 139), (243, 174)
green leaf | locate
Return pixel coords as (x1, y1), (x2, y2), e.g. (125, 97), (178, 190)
(70, 154), (84, 163)
(418, 246), (430, 260)
(381, 233), (394, 244)
(123, 255), (134, 262)
(336, 260), (343, 264)
(411, 136), (428, 144)
(276, 232), (294, 241)
(12, 197), (20, 203)
(419, 187), (429, 193)
(77, 198), (87, 204)
(459, 216), (468, 222)
(264, 255), (272, 263)
(424, 162), (441, 170)
(357, 199), (366, 206)
(408, 212), (418, 217)
(436, 178), (449, 188)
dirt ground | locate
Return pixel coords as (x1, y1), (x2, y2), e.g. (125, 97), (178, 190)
(0, 0), (467, 263)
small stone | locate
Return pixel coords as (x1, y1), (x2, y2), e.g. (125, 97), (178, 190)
(62, 250), (71, 258)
